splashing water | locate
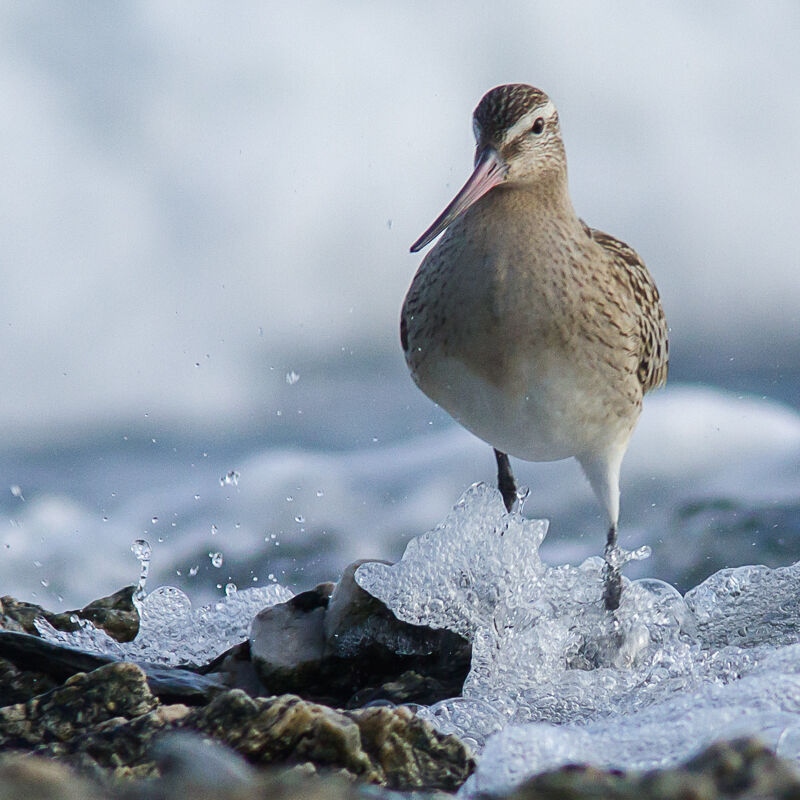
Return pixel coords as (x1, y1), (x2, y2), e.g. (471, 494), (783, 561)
(130, 538), (151, 602)
(356, 482), (800, 792)
(36, 544), (293, 667)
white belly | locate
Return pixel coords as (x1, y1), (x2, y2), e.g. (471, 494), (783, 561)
(412, 351), (637, 463)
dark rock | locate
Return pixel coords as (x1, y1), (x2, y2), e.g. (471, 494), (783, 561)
(249, 583), (331, 694)
(0, 661), (157, 748)
(0, 586), (138, 641)
(0, 656), (58, 706)
(184, 690), (474, 790)
(350, 703), (474, 791)
(38, 703), (191, 779)
(243, 561), (470, 707)
(347, 669), (458, 708)
(0, 754), (105, 800)
(0, 751), (362, 800)
(0, 630), (117, 683)
(500, 737), (800, 800)
(0, 630), (226, 705)
(78, 586), (140, 642)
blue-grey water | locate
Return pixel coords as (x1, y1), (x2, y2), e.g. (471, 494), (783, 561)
(3, 356), (799, 610)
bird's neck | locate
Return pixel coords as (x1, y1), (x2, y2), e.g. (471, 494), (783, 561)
(503, 171), (581, 230)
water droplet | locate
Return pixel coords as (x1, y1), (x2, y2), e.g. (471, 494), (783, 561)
(151, 516), (158, 524)
(220, 470), (240, 487)
(102, 516), (108, 522)
(516, 486), (531, 513)
(131, 539), (151, 602)
(268, 573), (275, 581)
(209, 551), (223, 568)
(285, 370), (300, 385)
(316, 489), (324, 498)
(194, 494), (200, 501)
(295, 515), (305, 524)
(225, 583), (237, 596)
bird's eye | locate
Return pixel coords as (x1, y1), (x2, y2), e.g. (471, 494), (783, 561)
(531, 117), (545, 135)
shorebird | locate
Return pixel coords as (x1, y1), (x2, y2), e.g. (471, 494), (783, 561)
(401, 84), (668, 610)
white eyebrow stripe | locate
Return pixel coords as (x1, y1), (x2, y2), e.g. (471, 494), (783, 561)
(504, 99), (556, 142)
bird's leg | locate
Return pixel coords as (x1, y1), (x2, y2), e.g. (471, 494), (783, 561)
(603, 523), (622, 611)
(494, 449), (517, 512)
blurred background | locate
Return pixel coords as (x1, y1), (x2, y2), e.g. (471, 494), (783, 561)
(1, 1), (799, 609)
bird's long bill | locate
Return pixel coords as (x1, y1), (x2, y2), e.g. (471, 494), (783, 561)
(410, 147), (507, 253)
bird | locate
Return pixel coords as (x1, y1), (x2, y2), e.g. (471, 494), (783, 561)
(401, 84), (668, 611)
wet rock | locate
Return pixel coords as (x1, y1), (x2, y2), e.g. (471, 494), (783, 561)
(0, 586), (138, 641)
(0, 661), (157, 747)
(249, 582), (332, 693)
(0, 750), (361, 800)
(0, 754), (105, 800)
(184, 689), (474, 790)
(244, 561), (470, 706)
(500, 737), (800, 800)
(347, 669), (458, 708)
(350, 703), (474, 791)
(0, 630), (225, 705)
(38, 703), (191, 779)
(0, 656), (58, 706)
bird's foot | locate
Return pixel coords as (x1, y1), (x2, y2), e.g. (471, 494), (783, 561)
(601, 539), (651, 611)
(494, 449), (518, 512)
(602, 559), (622, 611)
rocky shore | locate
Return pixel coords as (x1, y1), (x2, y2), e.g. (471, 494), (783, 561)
(2, 575), (800, 799)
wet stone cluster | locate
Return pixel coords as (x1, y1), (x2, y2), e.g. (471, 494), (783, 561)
(2, 525), (800, 799)
(0, 575), (476, 797)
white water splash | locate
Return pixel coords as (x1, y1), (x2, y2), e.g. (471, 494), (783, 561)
(37, 580), (293, 668)
(356, 482), (800, 793)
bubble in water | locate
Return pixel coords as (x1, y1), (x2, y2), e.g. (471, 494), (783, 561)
(40, 579), (49, 588)
(10, 485), (24, 500)
(69, 614), (79, 624)
(151, 516), (158, 524)
(316, 489), (324, 497)
(285, 370), (300, 385)
(209, 551), (223, 568)
(189, 565), (199, 577)
(295, 515), (305, 524)
(211, 524), (218, 536)
(225, 583), (237, 596)
(220, 470), (240, 487)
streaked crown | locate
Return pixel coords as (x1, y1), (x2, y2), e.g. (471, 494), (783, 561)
(473, 84), (552, 142)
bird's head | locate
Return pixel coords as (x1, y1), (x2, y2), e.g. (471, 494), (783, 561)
(411, 84), (565, 253)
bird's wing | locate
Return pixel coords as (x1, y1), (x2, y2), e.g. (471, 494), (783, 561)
(584, 224), (669, 393)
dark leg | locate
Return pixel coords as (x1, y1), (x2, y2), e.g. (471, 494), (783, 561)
(603, 523), (622, 611)
(494, 449), (517, 512)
